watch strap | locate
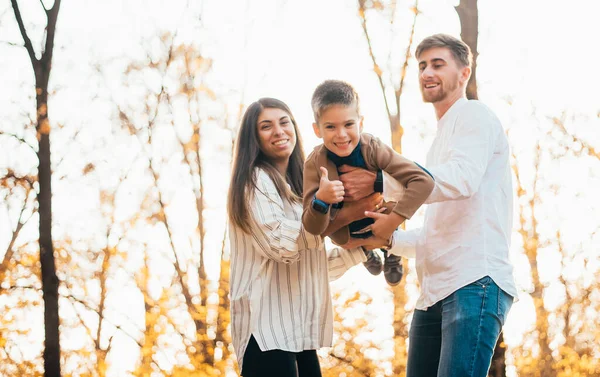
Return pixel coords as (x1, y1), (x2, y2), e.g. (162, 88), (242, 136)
(374, 169), (383, 193)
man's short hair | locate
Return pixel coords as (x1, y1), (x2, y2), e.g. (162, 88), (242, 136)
(415, 34), (472, 68)
(311, 80), (360, 122)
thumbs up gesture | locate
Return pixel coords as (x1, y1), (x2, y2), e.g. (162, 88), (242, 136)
(315, 166), (345, 204)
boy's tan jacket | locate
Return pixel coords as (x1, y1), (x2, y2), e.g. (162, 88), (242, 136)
(302, 133), (435, 245)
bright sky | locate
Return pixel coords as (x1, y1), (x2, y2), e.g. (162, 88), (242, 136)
(1, 0), (599, 376)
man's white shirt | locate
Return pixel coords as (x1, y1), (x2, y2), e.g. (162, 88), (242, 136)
(388, 98), (517, 310)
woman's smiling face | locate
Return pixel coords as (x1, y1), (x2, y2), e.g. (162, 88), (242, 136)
(257, 107), (297, 165)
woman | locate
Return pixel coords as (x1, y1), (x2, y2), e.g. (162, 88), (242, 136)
(227, 98), (385, 376)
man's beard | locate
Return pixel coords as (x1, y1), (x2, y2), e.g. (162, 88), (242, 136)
(421, 79), (459, 103)
(421, 87), (446, 103)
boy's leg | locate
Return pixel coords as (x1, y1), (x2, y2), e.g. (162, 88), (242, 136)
(406, 303), (443, 377)
(241, 335), (298, 377)
(437, 276), (513, 377)
(353, 231), (383, 276)
(363, 249), (383, 275)
(382, 250), (403, 285)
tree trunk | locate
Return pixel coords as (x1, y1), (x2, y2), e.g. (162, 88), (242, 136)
(11, 1), (62, 375)
(455, 0), (479, 101)
(38, 92), (61, 377)
(489, 333), (507, 377)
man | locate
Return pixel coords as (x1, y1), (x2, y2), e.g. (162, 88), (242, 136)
(366, 33), (517, 377)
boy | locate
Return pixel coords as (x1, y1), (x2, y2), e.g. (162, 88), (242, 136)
(302, 80), (434, 285)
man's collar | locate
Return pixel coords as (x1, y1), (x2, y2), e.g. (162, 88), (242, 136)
(438, 97), (468, 126)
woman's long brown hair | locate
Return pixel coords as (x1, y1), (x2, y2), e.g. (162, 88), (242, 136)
(227, 98), (305, 233)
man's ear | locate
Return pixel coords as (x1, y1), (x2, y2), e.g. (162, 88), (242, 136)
(312, 122), (322, 138)
(460, 66), (472, 85)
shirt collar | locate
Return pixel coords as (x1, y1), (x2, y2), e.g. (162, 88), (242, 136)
(438, 97), (468, 128)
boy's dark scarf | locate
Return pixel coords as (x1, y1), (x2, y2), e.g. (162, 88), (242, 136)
(326, 142), (373, 239)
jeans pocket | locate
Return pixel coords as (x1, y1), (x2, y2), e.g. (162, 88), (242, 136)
(469, 275), (493, 288)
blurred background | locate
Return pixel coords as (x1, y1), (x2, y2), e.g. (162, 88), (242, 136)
(1, 0), (599, 376)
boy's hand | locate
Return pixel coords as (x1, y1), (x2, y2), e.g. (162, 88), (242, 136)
(363, 210), (406, 241)
(315, 167), (344, 204)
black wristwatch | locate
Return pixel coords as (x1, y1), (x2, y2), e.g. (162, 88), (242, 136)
(311, 195), (330, 214)
(374, 169), (383, 193)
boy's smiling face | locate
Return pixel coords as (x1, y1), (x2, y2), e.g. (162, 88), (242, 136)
(313, 104), (363, 157)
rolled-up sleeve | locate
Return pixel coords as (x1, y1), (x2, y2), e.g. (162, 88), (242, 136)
(326, 246), (366, 281)
(249, 170), (302, 264)
(387, 228), (421, 258)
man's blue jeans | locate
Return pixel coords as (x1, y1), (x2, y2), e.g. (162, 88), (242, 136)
(406, 276), (513, 377)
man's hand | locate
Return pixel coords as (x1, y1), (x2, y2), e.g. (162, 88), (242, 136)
(342, 192), (383, 222)
(338, 165), (377, 202)
(322, 193), (383, 237)
(315, 167), (344, 204)
(363, 210), (406, 241)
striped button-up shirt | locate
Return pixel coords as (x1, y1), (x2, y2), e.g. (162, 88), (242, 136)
(229, 168), (366, 370)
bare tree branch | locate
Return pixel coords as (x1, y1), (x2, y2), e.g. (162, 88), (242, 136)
(9, 0), (37, 63)
(0, 130), (37, 153)
(68, 294), (97, 345)
(41, 0), (61, 65)
(0, 185), (34, 285)
(0, 40), (24, 48)
(553, 116), (600, 160)
(357, 0), (391, 119)
(328, 352), (370, 377)
(395, 1), (419, 110)
(5, 284), (39, 291)
(129, 36), (209, 341)
(64, 292), (144, 348)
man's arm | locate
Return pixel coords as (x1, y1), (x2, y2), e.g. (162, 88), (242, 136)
(359, 210), (422, 258)
(386, 227), (421, 258)
(426, 102), (500, 204)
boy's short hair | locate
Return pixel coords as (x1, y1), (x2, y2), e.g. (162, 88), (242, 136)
(415, 33), (472, 68)
(311, 80), (360, 122)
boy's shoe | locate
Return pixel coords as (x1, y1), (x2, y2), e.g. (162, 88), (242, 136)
(362, 249), (383, 275)
(383, 251), (403, 286)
